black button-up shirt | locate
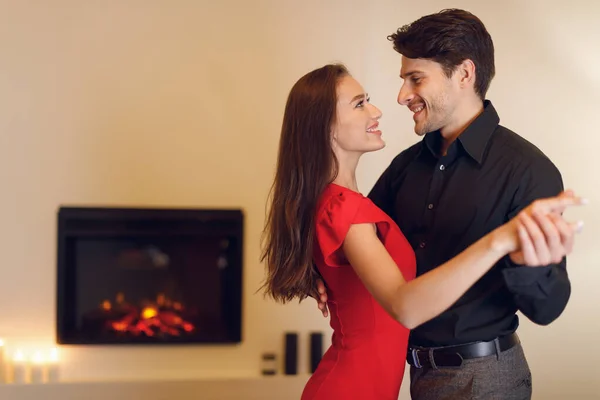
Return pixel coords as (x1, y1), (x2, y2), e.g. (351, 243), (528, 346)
(368, 100), (570, 347)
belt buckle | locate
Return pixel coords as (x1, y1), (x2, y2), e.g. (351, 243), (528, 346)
(411, 348), (423, 369)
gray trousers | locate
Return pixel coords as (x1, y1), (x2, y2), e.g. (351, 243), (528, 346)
(409, 343), (532, 400)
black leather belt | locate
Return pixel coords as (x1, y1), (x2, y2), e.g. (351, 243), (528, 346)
(407, 332), (520, 369)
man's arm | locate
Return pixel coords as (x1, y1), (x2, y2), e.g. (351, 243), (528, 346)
(502, 155), (572, 325)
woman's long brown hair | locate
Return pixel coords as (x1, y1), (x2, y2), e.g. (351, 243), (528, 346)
(260, 64), (348, 303)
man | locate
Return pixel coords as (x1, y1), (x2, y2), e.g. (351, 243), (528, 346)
(316, 9), (576, 399)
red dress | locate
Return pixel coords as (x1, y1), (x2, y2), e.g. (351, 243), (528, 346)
(301, 183), (417, 400)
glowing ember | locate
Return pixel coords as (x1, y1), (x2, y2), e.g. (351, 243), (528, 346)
(141, 307), (158, 319)
(99, 293), (196, 337)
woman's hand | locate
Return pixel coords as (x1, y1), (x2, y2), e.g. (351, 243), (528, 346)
(494, 191), (586, 265)
(313, 278), (329, 317)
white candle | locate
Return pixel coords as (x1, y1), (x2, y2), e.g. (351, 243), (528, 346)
(0, 339), (6, 383)
(46, 348), (59, 383)
(30, 352), (44, 384)
(12, 350), (28, 384)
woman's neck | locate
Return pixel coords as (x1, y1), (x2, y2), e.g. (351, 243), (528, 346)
(332, 152), (360, 192)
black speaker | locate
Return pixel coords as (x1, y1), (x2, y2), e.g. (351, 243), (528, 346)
(284, 332), (298, 375)
(309, 332), (323, 373)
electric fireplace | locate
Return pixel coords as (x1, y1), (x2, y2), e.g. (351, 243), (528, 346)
(56, 206), (243, 345)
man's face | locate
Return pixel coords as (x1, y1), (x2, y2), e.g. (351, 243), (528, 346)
(397, 56), (460, 136)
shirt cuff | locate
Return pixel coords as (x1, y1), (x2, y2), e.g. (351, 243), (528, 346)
(502, 258), (553, 287)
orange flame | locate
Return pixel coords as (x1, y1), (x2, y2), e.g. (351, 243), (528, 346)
(141, 307), (158, 320)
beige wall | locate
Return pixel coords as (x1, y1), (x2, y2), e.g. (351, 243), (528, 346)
(0, 0), (598, 399)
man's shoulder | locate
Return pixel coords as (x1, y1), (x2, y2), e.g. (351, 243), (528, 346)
(389, 140), (422, 167)
(493, 125), (559, 172)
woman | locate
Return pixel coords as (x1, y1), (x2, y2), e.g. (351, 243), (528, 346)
(260, 64), (582, 399)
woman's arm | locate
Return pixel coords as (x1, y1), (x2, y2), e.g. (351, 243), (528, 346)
(343, 194), (584, 329)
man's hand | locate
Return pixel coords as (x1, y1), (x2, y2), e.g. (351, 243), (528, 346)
(315, 279), (329, 317)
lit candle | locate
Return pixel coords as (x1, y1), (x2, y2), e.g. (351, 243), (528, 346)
(12, 350), (28, 384)
(30, 352), (44, 384)
(46, 348), (59, 383)
(0, 339), (6, 383)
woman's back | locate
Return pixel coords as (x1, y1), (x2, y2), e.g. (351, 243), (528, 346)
(301, 183), (417, 400)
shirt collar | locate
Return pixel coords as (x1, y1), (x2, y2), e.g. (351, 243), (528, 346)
(421, 100), (500, 165)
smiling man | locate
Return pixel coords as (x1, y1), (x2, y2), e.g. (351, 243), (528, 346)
(374, 9), (569, 399)
(315, 8), (574, 400)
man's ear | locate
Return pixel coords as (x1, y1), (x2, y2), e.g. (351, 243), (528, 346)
(458, 59), (476, 88)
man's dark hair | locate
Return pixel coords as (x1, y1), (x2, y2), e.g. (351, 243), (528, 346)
(388, 9), (495, 100)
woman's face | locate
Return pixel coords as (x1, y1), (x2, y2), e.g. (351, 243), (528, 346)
(331, 75), (384, 154)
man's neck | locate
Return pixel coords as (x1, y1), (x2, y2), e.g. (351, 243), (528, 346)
(439, 99), (485, 155)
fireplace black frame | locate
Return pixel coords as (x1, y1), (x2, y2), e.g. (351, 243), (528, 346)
(56, 206), (244, 345)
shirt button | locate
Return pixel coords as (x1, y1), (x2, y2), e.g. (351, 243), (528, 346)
(419, 242), (426, 248)
(427, 204), (434, 210)
(439, 165), (445, 170)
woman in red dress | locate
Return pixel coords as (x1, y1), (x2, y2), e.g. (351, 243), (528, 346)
(260, 64), (582, 399)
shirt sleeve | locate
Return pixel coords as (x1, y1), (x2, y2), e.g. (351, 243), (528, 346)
(501, 155), (571, 325)
(315, 191), (364, 267)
